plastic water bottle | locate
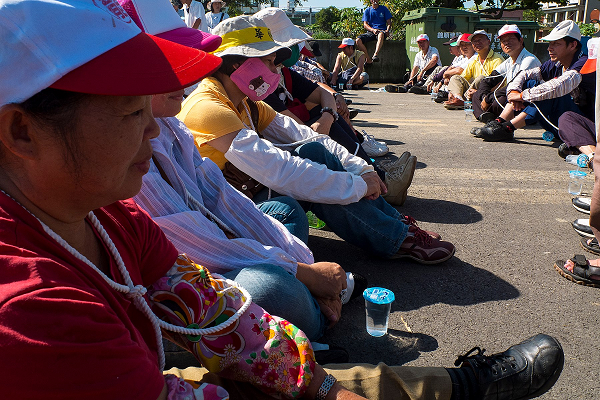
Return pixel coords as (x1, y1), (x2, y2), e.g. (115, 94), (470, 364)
(464, 100), (474, 122)
(306, 211), (325, 229)
(430, 91), (436, 102)
(542, 131), (554, 141)
(565, 154), (589, 168)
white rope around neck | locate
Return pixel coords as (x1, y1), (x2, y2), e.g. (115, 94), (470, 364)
(32, 208), (252, 371)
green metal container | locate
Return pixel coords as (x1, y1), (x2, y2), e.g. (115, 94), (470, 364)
(402, 7), (480, 68)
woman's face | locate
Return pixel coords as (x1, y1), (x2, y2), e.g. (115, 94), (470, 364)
(151, 89), (185, 118)
(212, 1), (222, 12)
(35, 95), (159, 209)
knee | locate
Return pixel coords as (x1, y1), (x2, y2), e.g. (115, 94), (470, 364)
(355, 37), (363, 46)
(296, 141), (329, 161)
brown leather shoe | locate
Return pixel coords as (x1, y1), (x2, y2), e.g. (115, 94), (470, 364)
(444, 98), (464, 110)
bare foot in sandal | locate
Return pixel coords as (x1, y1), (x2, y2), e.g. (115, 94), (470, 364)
(555, 255), (600, 287)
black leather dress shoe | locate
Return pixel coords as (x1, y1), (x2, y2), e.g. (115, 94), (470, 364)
(456, 334), (564, 400)
(475, 121), (514, 142)
(572, 197), (591, 214)
(572, 218), (594, 237)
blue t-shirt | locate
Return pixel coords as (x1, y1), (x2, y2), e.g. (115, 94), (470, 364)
(362, 5), (392, 30)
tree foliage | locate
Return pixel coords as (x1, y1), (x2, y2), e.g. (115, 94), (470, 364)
(472, 0), (567, 20)
(315, 6), (341, 33)
(331, 8), (364, 38)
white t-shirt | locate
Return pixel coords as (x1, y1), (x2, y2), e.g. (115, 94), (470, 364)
(206, 11), (229, 32)
(413, 46), (442, 70)
(494, 47), (541, 83)
(184, 1), (208, 32)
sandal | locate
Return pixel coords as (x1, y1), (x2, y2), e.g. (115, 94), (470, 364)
(554, 255), (600, 288)
(580, 237), (600, 256)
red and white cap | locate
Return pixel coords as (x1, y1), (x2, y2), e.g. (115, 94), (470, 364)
(338, 38), (355, 48)
(416, 33), (429, 42)
(498, 24), (522, 38)
(118, 0), (222, 52)
(0, 0), (222, 106)
(581, 37), (600, 74)
(455, 33), (472, 44)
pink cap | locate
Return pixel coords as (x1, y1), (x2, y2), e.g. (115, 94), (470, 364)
(118, 0), (222, 52)
(416, 33), (429, 42)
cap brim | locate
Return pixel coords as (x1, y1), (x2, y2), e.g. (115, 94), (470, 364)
(51, 33), (222, 95)
(581, 58), (597, 74)
(156, 27), (222, 52)
(215, 40), (292, 65)
(300, 47), (314, 58)
(338, 44), (349, 48)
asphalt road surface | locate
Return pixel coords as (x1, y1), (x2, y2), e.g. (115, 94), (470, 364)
(313, 86), (600, 399)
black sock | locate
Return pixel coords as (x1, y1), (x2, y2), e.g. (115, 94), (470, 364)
(495, 117), (506, 123)
(502, 121), (516, 132)
(446, 366), (478, 400)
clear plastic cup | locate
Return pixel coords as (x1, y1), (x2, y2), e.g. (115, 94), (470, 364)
(464, 100), (474, 122)
(430, 91), (436, 102)
(363, 287), (395, 337)
(568, 170), (587, 195)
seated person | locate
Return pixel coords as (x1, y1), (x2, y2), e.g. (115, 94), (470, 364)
(330, 38), (370, 89)
(0, 3), (564, 400)
(557, 112), (596, 166)
(471, 25), (541, 123)
(427, 34), (475, 101)
(476, 21), (595, 142)
(178, 15), (456, 263)
(299, 41), (331, 82)
(355, 0), (392, 64)
(444, 30), (504, 109)
(387, 33), (441, 94)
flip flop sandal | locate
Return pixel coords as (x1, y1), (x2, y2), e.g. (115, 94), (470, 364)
(580, 237), (600, 256)
(554, 254), (600, 288)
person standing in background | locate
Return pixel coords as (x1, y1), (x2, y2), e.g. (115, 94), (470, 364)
(182, 0), (208, 32)
(206, 0), (229, 32)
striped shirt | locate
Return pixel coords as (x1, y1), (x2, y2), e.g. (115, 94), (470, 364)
(133, 117), (314, 276)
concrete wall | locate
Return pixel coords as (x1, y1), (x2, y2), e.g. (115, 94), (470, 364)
(313, 39), (409, 84)
(313, 39), (553, 83)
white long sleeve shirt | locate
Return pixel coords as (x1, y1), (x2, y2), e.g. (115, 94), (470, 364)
(134, 117), (314, 275)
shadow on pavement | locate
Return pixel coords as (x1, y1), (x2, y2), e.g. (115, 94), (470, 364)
(401, 197), (482, 224)
(354, 121), (399, 129)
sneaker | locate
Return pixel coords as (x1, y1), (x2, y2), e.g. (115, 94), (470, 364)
(345, 99), (352, 105)
(470, 126), (483, 136)
(572, 218), (594, 238)
(392, 225), (455, 264)
(434, 91), (449, 103)
(408, 85), (429, 95)
(475, 120), (514, 142)
(378, 151), (411, 173)
(349, 109), (359, 119)
(479, 111), (496, 123)
(340, 272), (368, 305)
(558, 142), (579, 159)
(454, 334), (564, 400)
(372, 55), (380, 62)
(382, 156), (416, 206)
(361, 132), (389, 157)
(384, 84), (401, 93)
(402, 214), (441, 240)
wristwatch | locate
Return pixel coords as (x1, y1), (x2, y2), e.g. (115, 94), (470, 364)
(320, 106), (339, 121)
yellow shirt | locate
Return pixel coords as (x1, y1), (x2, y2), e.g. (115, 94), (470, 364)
(340, 49), (365, 71)
(461, 50), (504, 83)
(177, 77), (277, 170)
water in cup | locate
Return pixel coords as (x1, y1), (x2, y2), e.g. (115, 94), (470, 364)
(568, 170), (587, 195)
(464, 100), (474, 122)
(363, 287), (395, 337)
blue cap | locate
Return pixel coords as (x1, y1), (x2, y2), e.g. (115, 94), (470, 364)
(363, 287), (395, 304)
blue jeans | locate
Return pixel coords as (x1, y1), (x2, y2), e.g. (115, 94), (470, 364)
(254, 194), (309, 245)
(295, 142), (408, 258)
(223, 264), (327, 341)
(520, 79), (582, 134)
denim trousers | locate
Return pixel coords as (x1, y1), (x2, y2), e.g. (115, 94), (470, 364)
(295, 141), (408, 258)
(254, 193), (309, 245)
(223, 264), (327, 341)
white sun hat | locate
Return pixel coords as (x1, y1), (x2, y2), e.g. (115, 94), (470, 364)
(254, 7), (311, 48)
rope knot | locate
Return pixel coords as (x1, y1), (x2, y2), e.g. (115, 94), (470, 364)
(126, 285), (147, 299)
